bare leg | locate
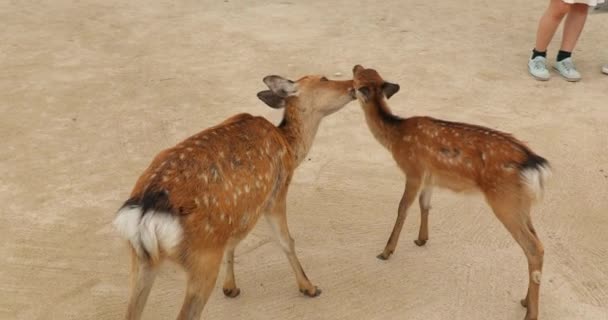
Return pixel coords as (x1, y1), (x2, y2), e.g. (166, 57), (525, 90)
(176, 249), (224, 320)
(561, 3), (588, 52)
(125, 248), (158, 320)
(488, 194), (544, 320)
(415, 187), (433, 247)
(378, 178), (422, 260)
(222, 238), (241, 298)
(534, 0), (571, 51)
(265, 196), (320, 297)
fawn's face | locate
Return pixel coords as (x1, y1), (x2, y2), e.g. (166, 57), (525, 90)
(257, 75), (355, 115)
(352, 64), (400, 103)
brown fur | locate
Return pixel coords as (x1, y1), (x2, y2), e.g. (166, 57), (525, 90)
(117, 75), (354, 320)
(353, 65), (549, 320)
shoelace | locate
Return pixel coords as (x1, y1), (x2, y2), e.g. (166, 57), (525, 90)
(561, 60), (575, 73)
(533, 59), (546, 70)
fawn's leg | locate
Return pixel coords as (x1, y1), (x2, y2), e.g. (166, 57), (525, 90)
(176, 248), (224, 320)
(378, 177), (422, 260)
(415, 187), (433, 246)
(125, 248), (158, 320)
(222, 237), (241, 298)
(265, 195), (320, 297)
(488, 194), (544, 320)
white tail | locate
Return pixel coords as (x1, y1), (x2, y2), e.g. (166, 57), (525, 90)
(521, 163), (552, 200)
(113, 206), (183, 263)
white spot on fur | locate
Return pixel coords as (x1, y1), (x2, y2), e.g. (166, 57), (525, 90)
(244, 185), (250, 193)
(113, 207), (183, 261)
(241, 215), (250, 228)
(403, 136), (411, 142)
(162, 176), (169, 182)
(179, 153), (185, 160)
(532, 271), (541, 284)
(203, 195), (209, 207)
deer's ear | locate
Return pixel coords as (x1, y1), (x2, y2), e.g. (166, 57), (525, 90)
(262, 75), (298, 98)
(257, 90), (285, 109)
(352, 64), (365, 75)
(381, 82), (400, 99)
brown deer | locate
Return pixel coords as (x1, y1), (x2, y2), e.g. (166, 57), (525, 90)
(352, 65), (550, 320)
(113, 74), (354, 320)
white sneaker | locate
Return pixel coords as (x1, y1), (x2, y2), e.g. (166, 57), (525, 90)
(602, 64), (608, 75)
(554, 58), (581, 82)
(528, 56), (550, 81)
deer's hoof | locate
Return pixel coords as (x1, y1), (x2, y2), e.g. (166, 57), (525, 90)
(300, 286), (322, 297)
(414, 239), (427, 246)
(376, 251), (392, 260)
(223, 287), (241, 298)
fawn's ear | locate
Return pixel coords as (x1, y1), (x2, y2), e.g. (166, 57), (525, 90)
(262, 75), (298, 98)
(352, 64), (365, 75)
(382, 82), (400, 99)
(257, 90), (285, 109)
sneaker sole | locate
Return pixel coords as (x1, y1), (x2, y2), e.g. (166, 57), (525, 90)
(528, 69), (550, 81)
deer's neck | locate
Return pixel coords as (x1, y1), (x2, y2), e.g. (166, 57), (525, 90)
(361, 97), (402, 151)
(279, 99), (323, 167)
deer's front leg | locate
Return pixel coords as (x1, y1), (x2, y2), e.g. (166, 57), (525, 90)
(265, 196), (320, 297)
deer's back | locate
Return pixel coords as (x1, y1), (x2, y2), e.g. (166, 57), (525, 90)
(394, 117), (545, 192)
(127, 114), (293, 246)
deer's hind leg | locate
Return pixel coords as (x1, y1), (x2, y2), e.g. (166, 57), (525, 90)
(125, 247), (158, 320)
(487, 193), (544, 320)
(415, 187), (433, 247)
(176, 247), (224, 320)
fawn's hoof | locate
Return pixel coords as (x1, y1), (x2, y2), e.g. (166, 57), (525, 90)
(520, 298), (528, 308)
(223, 287), (241, 298)
(414, 239), (427, 246)
(376, 251), (392, 260)
(300, 286), (322, 297)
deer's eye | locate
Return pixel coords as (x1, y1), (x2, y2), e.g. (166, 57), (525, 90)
(320, 76), (329, 81)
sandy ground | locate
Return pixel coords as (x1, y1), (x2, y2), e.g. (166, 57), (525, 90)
(2, 1), (608, 319)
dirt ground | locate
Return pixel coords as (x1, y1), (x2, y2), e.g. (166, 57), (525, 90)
(2, 1), (607, 319)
